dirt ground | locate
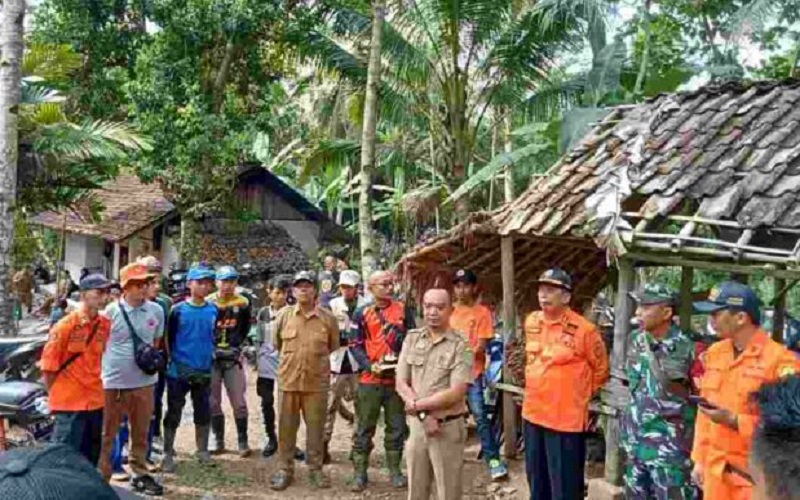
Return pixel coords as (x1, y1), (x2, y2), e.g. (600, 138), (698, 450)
(119, 370), (531, 499)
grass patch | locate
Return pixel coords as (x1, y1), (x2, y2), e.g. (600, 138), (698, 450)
(173, 459), (250, 490)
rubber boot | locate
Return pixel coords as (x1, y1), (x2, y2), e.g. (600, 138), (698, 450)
(161, 427), (177, 474)
(386, 451), (408, 489)
(349, 452), (369, 492)
(195, 425), (211, 463)
(210, 415), (226, 455)
(262, 432), (277, 458)
(235, 417), (251, 458)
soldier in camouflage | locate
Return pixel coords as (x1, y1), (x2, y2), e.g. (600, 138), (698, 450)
(621, 284), (698, 500)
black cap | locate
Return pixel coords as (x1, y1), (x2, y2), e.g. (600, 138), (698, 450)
(0, 444), (121, 500)
(452, 269), (478, 285)
(79, 273), (111, 291)
(536, 268), (572, 291)
(694, 281), (761, 325)
(293, 271), (315, 285)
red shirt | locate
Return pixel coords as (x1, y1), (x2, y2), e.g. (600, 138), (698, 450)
(350, 300), (415, 385)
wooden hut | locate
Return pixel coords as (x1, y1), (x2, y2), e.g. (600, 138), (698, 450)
(397, 79), (800, 496)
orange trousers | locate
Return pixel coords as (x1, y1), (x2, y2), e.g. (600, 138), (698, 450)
(703, 470), (752, 500)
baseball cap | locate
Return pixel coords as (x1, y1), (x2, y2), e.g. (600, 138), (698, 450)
(119, 263), (154, 288)
(0, 444), (120, 500)
(339, 270), (361, 287)
(187, 264), (216, 281)
(694, 281), (762, 325)
(536, 268), (572, 291)
(452, 269), (478, 285)
(79, 273), (111, 291)
(293, 270), (315, 285)
(630, 283), (677, 306)
(215, 265), (239, 281)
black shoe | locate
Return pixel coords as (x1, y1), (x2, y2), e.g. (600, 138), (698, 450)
(262, 438), (278, 458)
(131, 474), (164, 496)
(323, 444), (332, 465)
(294, 448), (306, 462)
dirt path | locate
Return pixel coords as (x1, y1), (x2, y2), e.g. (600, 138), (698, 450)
(125, 370), (529, 499)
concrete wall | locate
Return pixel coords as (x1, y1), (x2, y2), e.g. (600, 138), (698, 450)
(64, 234), (108, 281)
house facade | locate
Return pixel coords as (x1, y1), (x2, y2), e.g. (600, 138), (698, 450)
(31, 167), (347, 281)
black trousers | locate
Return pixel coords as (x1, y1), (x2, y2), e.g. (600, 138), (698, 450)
(164, 377), (211, 429)
(524, 421), (586, 500)
(256, 377), (276, 439)
(52, 409), (104, 466)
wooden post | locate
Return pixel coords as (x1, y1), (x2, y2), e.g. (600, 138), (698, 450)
(773, 275), (786, 343)
(604, 257), (635, 485)
(680, 267), (694, 332)
(501, 235), (517, 459)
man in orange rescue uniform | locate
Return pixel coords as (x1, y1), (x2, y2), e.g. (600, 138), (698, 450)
(691, 281), (799, 500)
(40, 274), (112, 466)
(450, 269), (507, 480)
(523, 268), (609, 500)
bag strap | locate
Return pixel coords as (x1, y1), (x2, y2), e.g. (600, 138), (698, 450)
(54, 320), (100, 380)
(119, 300), (144, 349)
(643, 335), (672, 395)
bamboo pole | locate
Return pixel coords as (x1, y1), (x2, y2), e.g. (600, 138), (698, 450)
(625, 251), (800, 280)
(680, 267), (694, 332)
(605, 257), (635, 485)
(773, 274), (786, 343)
(500, 235), (517, 459)
(623, 212), (800, 236)
(633, 240), (798, 266)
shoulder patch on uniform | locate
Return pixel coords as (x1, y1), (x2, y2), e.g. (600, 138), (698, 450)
(778, 363), (797, 378)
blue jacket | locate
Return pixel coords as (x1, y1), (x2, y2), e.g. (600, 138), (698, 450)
(167, 300), (217, 378)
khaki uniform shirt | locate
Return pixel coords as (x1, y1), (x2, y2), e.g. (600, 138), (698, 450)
(397, 327), (472, 418)
(275, 304), (339, 392)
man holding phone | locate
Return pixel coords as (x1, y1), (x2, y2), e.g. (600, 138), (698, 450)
(622, 284), (697, 500)
(691, 281), (799, 500)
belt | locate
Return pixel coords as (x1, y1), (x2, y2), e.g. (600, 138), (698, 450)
(436, 413), (467, 425)
(724, 463), (754, 484)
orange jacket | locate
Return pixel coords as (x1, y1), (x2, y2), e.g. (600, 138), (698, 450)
(691, 330), (799, 486)
(522, 309), (609, 432)
(40, 310), (110, 412)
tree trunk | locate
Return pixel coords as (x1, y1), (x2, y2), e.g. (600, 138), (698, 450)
(0, 0), (24, 336)
(503, 114), (514, 203)
(634, 0), (652, 96)
(358, 0), (385, 282)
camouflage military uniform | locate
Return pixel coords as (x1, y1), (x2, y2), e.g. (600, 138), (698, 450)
(621, 324), (698, 500)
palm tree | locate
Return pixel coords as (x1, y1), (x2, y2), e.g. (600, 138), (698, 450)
(299, 0), (581, 221)
(0, 0), (25, 335)
(358, 0), (385, 280)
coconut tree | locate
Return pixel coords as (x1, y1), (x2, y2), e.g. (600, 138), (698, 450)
(0, 0), (25, 335)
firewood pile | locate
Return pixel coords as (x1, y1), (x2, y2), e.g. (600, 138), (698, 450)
(505, 335), (525, 387)
(198, 219), (310, 277)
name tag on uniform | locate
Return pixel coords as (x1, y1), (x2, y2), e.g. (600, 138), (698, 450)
(743, 365), (766, 379)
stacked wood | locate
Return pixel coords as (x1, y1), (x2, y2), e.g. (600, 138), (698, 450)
(199, 219), (310, 277)
(505, 335), (526, 387)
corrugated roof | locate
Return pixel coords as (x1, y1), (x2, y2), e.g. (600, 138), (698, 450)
(31, 174), (175, 242)
(495, 79), (800, 237)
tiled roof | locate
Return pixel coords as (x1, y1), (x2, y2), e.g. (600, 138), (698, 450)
(31, 174), (175, 241)
(496, 79), (800, 237)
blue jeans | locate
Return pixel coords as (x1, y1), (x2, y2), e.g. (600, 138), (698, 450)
(111, 417), (129, 473)
(466, 377), (500, 462)
(52, 409), (104, 466)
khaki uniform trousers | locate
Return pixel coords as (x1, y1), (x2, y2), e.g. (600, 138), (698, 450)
(406, 416), (467, 500)
(277, 390), (327, 475)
